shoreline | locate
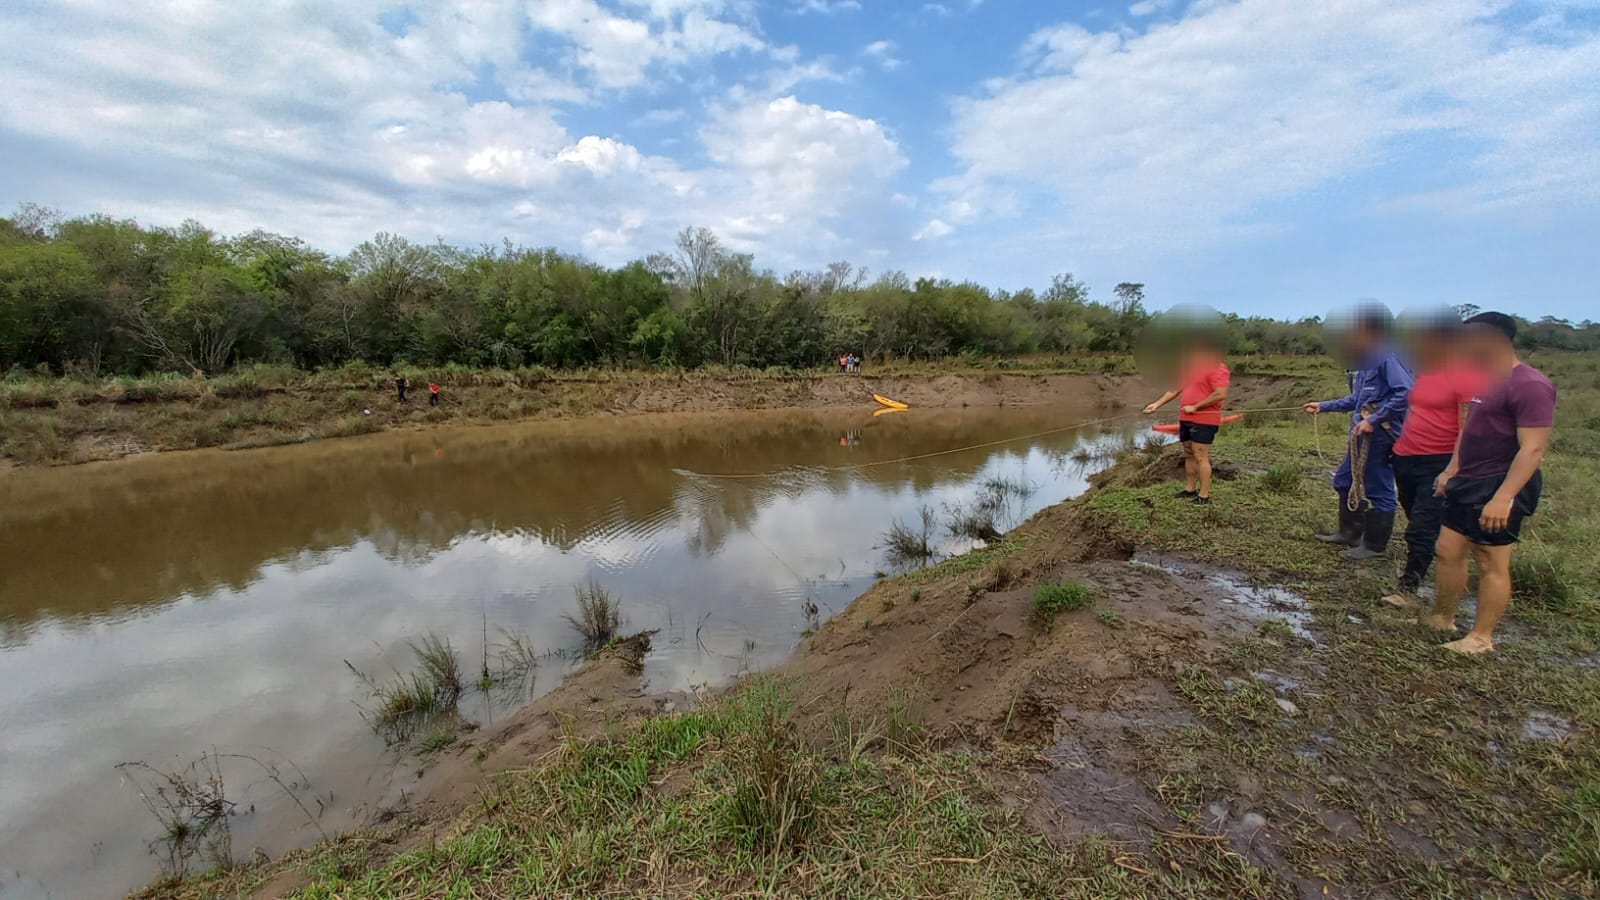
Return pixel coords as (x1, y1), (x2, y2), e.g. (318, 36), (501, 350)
(135, 358), (1600, 896)
(0, 359), (1320, 468)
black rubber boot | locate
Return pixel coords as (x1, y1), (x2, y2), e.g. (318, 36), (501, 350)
(1315, 506), (1365, 546)
(1344, 510), (1395, 560)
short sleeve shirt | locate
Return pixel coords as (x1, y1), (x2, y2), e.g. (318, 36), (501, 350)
(1455, 364), (1556, 481)
(1394, 366), (1485, 457)
(1179, 361), (1230, 426)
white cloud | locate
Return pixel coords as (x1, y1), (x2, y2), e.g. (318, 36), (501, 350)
(1128, 0), (1173, 16)
(0, 1), (912, 269)
(792, 0), (861, 14)
(914, 219), (954, 241)
(699, 96), (907, 249)
(939, 0), (1600, 247)
(862, 39), (903, 71)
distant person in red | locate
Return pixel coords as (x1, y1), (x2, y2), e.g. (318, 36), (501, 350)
(429, 382), (441, 407)
(1426, 312), (1556, 654)
(1143, 334), (1230, 505)
(1386, 313), (1485, 601)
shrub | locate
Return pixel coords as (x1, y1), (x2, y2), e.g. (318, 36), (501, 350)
(1033, 579), (1095, 625)
(564, 580), (623, 647)
(1259, 462), (1301, 494)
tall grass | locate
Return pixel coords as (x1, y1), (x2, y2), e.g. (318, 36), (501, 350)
(347, 633), (464, 743)
(883, 506), (937, 566)
(1259, 462), (1301, 494)
(564, 580), (623, 648)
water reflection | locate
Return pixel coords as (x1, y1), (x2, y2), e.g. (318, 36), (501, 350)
(0, 406), (1134, 898)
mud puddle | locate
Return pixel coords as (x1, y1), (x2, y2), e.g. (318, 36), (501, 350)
(1129, 552), (1317, 643)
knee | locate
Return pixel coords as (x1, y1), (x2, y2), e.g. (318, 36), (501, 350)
(1435, 539), (1466, 564)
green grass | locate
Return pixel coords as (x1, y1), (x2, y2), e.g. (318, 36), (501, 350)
(215, 679), (1255, 899)
(1032, 579), (1095, 624)
(350, 634), (465, 744)
(564, 581), (623, 649)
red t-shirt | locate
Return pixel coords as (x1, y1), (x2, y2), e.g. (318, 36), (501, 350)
(1394, 366), (1485, 457)
(1180, 361), (1230, 425)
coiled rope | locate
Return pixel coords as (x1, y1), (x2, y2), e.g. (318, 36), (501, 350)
(1345, 428), (1371, 512)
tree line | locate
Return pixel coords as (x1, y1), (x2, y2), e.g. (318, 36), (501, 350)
(2, 205), (1595, 377)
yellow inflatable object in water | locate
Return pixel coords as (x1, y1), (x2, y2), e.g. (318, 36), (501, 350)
(872, 406), (905, 418)
(872, 393), (909, 410)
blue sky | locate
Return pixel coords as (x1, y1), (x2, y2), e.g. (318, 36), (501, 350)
(1, 0), (1597, 320)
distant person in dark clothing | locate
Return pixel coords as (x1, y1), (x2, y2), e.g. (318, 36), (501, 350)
(1426, 312), (1556, 654)
(429, 382), (441, 407)
(1304, 304), (1414, 560)
(1386, 314), (1484, 602)
(396, 376), (409, 402)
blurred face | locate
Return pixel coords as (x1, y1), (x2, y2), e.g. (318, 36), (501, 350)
(1463, 327), (1508, 373)
(1408, 330), (1454, 369)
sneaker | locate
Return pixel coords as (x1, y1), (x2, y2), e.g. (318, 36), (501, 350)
(1192, 496), (1211, 506)
(1174, 489), (1198, 499)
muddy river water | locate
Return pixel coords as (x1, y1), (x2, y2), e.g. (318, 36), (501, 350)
(0, 405), (1136, 898)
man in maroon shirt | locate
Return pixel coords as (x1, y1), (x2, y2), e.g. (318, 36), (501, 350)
(1426, 312), (1557, 654)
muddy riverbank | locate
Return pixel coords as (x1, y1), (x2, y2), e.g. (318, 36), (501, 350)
(140, 383), (1600, 897)
(0, 364), (1309, 467)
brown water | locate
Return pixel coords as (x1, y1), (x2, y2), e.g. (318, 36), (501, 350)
(0, 405), (1136, 898)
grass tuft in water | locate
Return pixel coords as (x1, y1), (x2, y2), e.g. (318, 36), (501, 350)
(883, 506), (937, 566)
(564, 580), (623, 648)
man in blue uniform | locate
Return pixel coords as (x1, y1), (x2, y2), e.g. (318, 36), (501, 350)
(1303, 304), (1414, 560)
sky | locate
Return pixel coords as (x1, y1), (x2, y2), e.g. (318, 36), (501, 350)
(1, 0), (1597, 320)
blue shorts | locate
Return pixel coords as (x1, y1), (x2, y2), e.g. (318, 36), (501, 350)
(1179, 421), (1218, 445)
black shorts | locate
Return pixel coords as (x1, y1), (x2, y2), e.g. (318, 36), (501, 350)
(1443, 473), (1542, 546)
(1178, 421), (1219, 445)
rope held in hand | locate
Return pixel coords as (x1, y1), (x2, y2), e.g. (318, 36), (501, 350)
(1345, 428), (1371, 512)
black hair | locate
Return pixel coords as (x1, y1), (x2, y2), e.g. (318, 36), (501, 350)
(1353, 302), (1393, 336)
(1464, 311), (1517, 343)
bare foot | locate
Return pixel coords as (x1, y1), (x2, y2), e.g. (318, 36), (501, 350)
(1441, 634), (1495, 655)
(1381, 593), (1415, 610)
(1418, 613), (1458, 632)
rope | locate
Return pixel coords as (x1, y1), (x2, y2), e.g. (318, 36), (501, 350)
(1345, 428), (1372, 512)
(684, 405), (1311, 481)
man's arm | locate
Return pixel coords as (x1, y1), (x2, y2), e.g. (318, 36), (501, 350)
(1367, 356), (1414, 430)
(1433, 406), (1470, 496)
(1183, 385), (1229, 415)
(1480, 426), (1551, 532)
(1313, 387), (1358, 414)
(1144, 389), (1181, 415)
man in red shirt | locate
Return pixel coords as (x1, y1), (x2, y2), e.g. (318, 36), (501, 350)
(1144, 337), (1231, 505)
(1387, 315), (1485, 599)
(1426, 312), (1556, 654)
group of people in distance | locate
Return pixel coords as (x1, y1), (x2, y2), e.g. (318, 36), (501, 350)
(838, 353), (864, 373)
(394, 375), (443, 406)
(1145, 305), (1556, 656)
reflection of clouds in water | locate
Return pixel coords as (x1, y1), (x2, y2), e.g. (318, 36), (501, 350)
(0, 415), (1136, 899)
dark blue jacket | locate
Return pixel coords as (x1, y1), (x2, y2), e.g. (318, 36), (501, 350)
(1318, 346), (1414, 435)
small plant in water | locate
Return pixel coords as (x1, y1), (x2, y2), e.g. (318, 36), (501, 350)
(564, 580), (623, 648)
(883, 505), (937, 566)
(1033, 579), (1095, 625)
(346, 633), (465, 743)
(116, 753), (234, 879)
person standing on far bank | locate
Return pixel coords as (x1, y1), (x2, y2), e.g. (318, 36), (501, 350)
(1304, 304), (1414, 560)
(1143, 334), (1230, 506)
(1425, 312), (1555, 654)
(1385, 314), (1485, 603)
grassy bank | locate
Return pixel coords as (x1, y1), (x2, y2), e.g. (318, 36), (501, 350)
(0, 354), (1323, 466)
(141, 351), (1598, 898)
